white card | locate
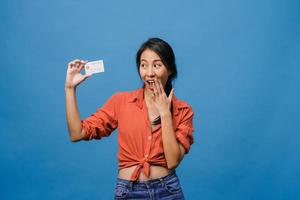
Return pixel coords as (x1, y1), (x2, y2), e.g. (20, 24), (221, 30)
(85, 60), (105, 75)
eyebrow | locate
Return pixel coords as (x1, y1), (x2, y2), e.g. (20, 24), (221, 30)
(141, 59), (162, 62)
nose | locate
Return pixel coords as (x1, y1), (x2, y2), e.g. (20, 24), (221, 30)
(146, 66), (155, 77)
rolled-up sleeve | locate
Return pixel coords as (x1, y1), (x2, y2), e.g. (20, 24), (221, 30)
(81, 93), (120, 140)
(175, 106), (194, 154)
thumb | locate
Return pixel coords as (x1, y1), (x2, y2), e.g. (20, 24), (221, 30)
(83, 73), (92, 80)
(168, 88), (174, 102)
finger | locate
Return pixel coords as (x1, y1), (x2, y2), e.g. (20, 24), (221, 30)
(154, 78), (161, 95)
(79, 60), (89, 70)
(157, 79), (164, 95)
(153, 79), (159, 96)
(168, 88), (174, 102)
(74, 60), (85, 68)
(79, 64), (84, 71)
(79, 61), (87, 71)
(79, 59), (87, 64)
(83, 73), (92, 80)
(151, 93), (155, 99)
(69, 59), (81, 66)
(69, 63), (75, 69)
(151, 87), (156, 99)
(156, 78), (163, 95)
(68, 62), (75, 69)
(73, 61), (80, 69)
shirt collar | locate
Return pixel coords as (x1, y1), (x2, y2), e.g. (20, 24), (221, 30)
(128, 87), (144, 109)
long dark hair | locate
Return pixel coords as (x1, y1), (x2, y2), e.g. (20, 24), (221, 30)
(136, 38), (177, 96)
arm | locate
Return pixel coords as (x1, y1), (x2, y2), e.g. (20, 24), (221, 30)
(160, 111), (186, 169)
(65, 87), (85, 142)
(65, 59), (91, 142)
(152, 79), (185, 169)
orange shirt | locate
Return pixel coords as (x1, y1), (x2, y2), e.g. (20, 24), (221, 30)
(81, 87), (194, 181)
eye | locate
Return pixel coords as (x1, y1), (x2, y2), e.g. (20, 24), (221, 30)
(154, 64), (162, 68)
(140, 63), (147, 68)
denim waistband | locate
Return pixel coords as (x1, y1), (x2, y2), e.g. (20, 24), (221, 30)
(116, 170), (177, 189)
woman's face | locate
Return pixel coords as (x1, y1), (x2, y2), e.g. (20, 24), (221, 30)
(139, 49), (171, 92)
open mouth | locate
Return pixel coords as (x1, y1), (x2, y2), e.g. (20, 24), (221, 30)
(146, 80), (155, 90)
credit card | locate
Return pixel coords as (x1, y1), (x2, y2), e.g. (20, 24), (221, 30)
(85, 60), (105, 75)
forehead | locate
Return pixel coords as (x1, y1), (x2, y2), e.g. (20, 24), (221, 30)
(140, 49), (161, 61)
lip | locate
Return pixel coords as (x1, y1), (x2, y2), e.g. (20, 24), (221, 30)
(145, 80), (155, 91)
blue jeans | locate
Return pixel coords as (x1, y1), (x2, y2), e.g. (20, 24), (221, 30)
(114, 171), (185, 200)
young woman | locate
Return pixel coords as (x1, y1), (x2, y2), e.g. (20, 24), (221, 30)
(65, 38), (194, 199)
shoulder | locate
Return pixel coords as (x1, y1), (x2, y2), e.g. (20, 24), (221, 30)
(172, 96), (194, 120)
(172, 96), (193, 111)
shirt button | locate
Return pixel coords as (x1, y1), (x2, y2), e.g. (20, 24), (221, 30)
(148, 136), (152, 140)
(145, 154), (149, 158)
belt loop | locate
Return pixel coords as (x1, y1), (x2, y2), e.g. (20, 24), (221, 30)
(159, 177), (164, 187)
(130, 181), (133, 191)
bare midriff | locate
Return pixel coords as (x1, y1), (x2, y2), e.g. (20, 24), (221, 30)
(118, 165), (171, 181)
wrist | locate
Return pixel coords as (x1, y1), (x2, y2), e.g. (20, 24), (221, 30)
(160, 110), (172, 118)
(65, 85), (76, 91)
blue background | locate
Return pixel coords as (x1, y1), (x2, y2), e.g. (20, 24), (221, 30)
(1, 0), (299, 199)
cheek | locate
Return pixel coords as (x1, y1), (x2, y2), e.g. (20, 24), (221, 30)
(158, 70), (170, 80)
(139, 70), (145, 79)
